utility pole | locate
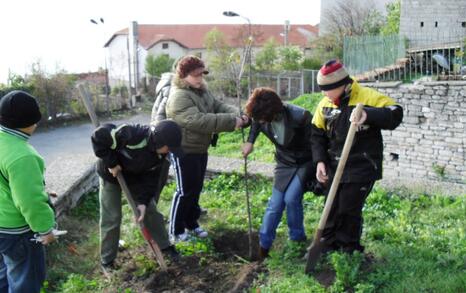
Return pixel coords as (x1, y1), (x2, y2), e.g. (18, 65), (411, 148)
(284, 20), (290, 47)
(126, 34), (133, 107)
(130, 21), (139, 100)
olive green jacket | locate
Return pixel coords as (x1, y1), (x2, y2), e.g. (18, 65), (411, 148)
(166, 76), (238, 154)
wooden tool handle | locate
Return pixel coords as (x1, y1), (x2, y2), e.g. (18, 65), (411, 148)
(317, 103), (364, 230)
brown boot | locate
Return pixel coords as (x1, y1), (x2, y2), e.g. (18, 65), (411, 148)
(259, 246), (269, 261)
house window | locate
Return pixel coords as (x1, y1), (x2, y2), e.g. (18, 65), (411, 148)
(420, 22), (424, 27)
(462, 22), (466, 28)
(435, 21), (438, 27)
(195, 52), (202, 58)
(162, 43), (169, 49)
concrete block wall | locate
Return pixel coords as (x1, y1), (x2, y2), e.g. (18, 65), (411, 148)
(364, 81), (466, 194)
(400, 0), (466, 48)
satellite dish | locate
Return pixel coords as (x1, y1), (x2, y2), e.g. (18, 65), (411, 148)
(432, 53), (449, 70)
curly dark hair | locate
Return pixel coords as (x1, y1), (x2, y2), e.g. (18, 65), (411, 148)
(244, 87), (283, 122)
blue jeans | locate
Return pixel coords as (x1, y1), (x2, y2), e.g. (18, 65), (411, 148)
(0, 232), (46, 293)
(259, 175), (306, 249)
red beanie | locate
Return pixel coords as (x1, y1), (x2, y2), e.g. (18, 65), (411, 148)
(317, 60), (352, 90)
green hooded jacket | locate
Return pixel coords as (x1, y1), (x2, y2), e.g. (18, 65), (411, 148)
(0, 126), (55, 235)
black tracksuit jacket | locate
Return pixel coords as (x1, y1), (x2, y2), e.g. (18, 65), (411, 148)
(91, 124), (166, 205)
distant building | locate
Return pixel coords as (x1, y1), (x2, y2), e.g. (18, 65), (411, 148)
(104, 23), (318, 87)
(400, 0), (466, 49)
(319, 0), (394, 36)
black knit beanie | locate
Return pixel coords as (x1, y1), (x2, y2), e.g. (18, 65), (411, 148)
(0, 90), (42, 129)
(149, 120), (184, 158)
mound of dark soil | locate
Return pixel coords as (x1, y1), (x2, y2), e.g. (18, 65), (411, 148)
(115, 231), (265, 292)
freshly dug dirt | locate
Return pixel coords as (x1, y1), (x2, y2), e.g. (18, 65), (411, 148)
(113, 231), (265, 292)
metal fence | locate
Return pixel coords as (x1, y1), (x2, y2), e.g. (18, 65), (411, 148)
(254, 69), (319, 99)
(344, 33), (466, 82)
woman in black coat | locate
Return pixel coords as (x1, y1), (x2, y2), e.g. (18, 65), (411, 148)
(242, 87), (315, 259)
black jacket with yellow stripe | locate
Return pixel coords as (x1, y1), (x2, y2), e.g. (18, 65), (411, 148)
(91, 123), (166, 205)
(311, 80), (403, 183)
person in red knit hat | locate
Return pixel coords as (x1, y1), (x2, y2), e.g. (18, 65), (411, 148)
(311, 59), (403, 254)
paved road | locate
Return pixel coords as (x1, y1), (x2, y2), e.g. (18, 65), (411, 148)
(30, 113), (151, 165)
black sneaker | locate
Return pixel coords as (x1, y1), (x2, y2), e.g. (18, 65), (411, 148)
(162, 245), (181, 263)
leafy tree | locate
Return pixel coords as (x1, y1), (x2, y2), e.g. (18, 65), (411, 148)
(301, 58), (322, 70)
(145, 54), (174, 77)
(204, 28), (242, 97)
(255, 38), (279, 72)
(27, 61), (75, 121)
(362, 10), (384, 35)
(0, 73), (33, 97)
(381, 0), (401, 36)
(277, 46), (304, 71)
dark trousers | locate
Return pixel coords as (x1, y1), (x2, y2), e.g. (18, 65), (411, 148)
(99, 179), (170, 265)
(169, 153), (208, 236)
(0, 231), (46, 293)
(322, 181), (375, 252)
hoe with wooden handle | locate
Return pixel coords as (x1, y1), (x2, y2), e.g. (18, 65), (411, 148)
(305, 103), (364, 274)
(78, 84), (167, 272)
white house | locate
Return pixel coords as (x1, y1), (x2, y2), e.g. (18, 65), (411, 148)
(104, 23), (318, 88)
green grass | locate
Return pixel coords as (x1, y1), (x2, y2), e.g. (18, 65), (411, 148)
(161, 173), (466, 292)
(44, 192), (104, 292)
(45, 175), (465, 292)
(209, 93), (323, 162)
(255, 186), (466, 293)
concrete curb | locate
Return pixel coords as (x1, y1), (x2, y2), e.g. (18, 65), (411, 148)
(46, 154), (98, 218)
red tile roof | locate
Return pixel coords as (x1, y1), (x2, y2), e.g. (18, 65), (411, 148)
(105, 24), (318, 49)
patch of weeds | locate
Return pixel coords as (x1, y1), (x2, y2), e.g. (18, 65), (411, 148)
(134, 254), (156, 277)
(175, 237), (215, 256)
(329, 252), (365, 291)
(202, 173), (271, 231)
(45, 192), (101, 292)
(281, 240), (307, 261)
(432, 163), (446, 179)
(56, 274), (100, 293)
(69, 191), (99, 220)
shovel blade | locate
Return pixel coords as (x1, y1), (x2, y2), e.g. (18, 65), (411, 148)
(304, 230), (324, 274)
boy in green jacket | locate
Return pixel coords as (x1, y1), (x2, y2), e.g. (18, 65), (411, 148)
(0, 91), (56, 292)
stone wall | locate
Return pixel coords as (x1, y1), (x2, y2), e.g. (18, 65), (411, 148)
(364, 81), (466, 195)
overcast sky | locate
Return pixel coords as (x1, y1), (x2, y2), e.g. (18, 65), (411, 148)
(0, 0), (320, 84)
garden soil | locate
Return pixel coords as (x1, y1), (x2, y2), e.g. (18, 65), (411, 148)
(113, 231), (265, 292)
